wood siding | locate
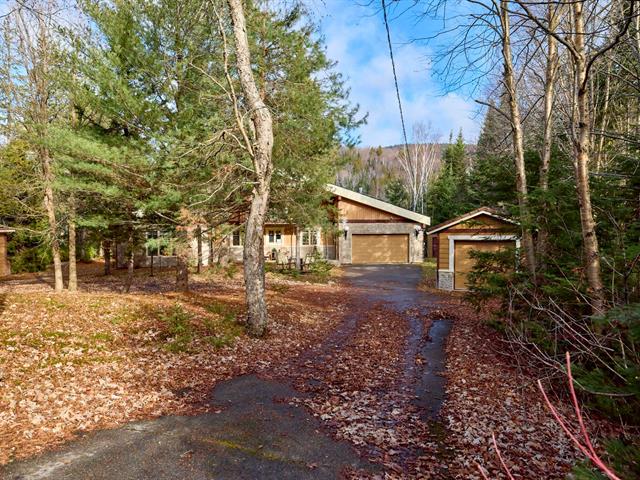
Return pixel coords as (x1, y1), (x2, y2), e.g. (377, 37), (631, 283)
(351, 234), (409, 264)
(338, 198), (405, 222)
(437, 214), (517, 269)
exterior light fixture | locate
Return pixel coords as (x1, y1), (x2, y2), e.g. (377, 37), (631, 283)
(341, 219), (349, 239)
(414, 225), (422, 238)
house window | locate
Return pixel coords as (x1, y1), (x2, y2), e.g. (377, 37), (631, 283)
(267, 229), (282, 244)
(232, 230), (242, 246)
(302, 229), (318, 246)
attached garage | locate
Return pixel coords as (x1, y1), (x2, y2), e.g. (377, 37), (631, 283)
(327, 184), (430, 265)
(351, 234), (409, 264)
(427, 208), (519, 291)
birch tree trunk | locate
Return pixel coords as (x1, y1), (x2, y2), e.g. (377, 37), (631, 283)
(571, 2), (605, 313)
(500, 0), (536, 277)
(538, 4), (558, 270)
(228, 0), (274, 337)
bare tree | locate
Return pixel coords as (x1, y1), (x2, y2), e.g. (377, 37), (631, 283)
(398, 123), (439, 213)
(226, 0), (274, 337)
(537, 2), (559, 269)
(7, 1), (65, 292)
(498, 0), (537, 277)
(513, 0), (637, 313)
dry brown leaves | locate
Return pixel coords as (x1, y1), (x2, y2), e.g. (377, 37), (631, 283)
(0, 266), (344, 465)
(438, 299), (582, 479)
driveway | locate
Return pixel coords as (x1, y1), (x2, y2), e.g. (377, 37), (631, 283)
(2, 265), (450, 480)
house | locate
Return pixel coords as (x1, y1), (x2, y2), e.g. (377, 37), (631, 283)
(427, 208), (519, 291)
(226, 184), (430, 265)
(0, 227), (15, 276)
(113, 184), (430, 269)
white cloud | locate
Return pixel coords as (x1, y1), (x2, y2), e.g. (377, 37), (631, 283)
(313, 0), (481, 146)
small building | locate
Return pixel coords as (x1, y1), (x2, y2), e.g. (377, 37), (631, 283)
(427, 208), (519, 291)
(0, 228), (15, 277)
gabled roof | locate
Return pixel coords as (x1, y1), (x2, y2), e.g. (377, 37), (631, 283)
(427, 207), (518, 234)
(327, 184), (431, 225)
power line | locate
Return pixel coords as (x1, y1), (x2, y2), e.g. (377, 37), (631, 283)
(381, 0), (410, 161)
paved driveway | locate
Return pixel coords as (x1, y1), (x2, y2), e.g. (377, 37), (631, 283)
(2, 265), (449, 480)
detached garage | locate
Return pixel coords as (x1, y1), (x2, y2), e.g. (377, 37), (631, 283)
(427, 208), (519, 290)
(327, 184), (430, 264)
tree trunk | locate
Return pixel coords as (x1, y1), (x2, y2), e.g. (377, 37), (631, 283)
(42, 147), (63, 292)
(228, 0), (275, 337)
(124, 231), (134, 293)
(537, 4), (558, 270)
(68, 212), (77, 292)
(175, 226), (191, 292)
(208, 227), (215, 267)
(103, 239), (112, 275)
(572, 2), (605, 313)
(196, 225), (203, 274)
(500, 0), (536, 277)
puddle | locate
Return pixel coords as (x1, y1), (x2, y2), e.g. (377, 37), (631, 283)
(414, 318), (452, 420)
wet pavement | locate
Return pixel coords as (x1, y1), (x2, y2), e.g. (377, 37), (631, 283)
(2, 265), (451, 480)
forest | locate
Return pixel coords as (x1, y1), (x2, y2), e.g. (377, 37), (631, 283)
(0, 0), (639, 478)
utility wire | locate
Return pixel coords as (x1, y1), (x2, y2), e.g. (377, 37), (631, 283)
(381, 0), (410, 161)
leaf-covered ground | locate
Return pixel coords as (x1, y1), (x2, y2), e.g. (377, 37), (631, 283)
(0, 264), (346, 465)
(0, 263), (613, 478)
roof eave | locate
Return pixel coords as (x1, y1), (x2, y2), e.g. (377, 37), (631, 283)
(327, 184), (431, 225)
(427, 209), (518, 234)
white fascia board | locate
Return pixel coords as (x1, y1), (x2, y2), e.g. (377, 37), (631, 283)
(327, 184), (431, 225)
(427, 210), (518, 235)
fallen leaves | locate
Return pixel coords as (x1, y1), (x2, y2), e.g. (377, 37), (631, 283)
(0, 266), (344, 465)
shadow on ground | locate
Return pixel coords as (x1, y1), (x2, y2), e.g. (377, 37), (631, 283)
(3, 375), (372, 480)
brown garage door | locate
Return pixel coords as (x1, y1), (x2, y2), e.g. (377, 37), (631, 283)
(454, 240), (514, 290)
(352, 234), (409, 264)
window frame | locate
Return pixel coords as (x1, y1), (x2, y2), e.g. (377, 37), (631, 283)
(302, 228), (319, 246)
(267, 228), (283, 245)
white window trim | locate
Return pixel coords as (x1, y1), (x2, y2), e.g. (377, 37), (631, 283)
(267, 228), (284, 245)
(232, 230), (243, 247)
(302, 228), (320, 246)
(442, 234), (520, 272)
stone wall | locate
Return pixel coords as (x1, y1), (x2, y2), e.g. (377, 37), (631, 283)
(437, 270), (454, 290)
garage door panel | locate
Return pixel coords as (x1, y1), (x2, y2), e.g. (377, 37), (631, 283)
(454, 240), (514, 290)
(352, 234), (409, 264)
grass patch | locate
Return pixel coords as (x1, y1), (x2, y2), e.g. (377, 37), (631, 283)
(159, 302), (243, 353)
(421, 259), (437, 288)
(270, 283), (290, 294)
(160, 305), (194, 353)
(265, 257), (336, 284)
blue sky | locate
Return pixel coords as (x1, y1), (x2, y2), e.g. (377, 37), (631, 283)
(309, 0), (482, 147)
